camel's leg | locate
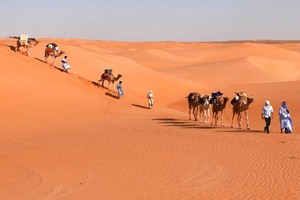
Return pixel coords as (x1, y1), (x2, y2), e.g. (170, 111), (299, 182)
(211, 112), (215, 126)
(245, 111), (250, 129)
(188, 104), (191, 120)
(198, 108), (202, 123)
(52, 56), (56, 66)
(193, 107), (198, 121)
(44, 53), (48, 63)
(206, 108), (210, 124)
(221, 110), (224, 126)
(26, 47), (30, 57)
(107, 81), (110, 91)
(112, 82), (116, 93)
(238, 113), (242, 129)
(15, 42), (19, 52)
(231, 111), (236, 128)
(202, 111), (205, 124)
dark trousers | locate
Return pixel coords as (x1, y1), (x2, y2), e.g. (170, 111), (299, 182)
(264, 117), (271, 133)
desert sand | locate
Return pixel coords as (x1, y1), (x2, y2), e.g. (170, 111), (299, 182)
(0, 38), (299, 199)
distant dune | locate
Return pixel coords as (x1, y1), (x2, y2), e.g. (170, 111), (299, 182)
(0, 38), (299, 199)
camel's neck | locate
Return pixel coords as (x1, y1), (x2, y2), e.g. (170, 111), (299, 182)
(113, 75), (121, 80)
(55, 52), (64, 58)
(28, 40), (39, 47)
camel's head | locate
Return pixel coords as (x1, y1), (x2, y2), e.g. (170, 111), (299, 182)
(28, 39), (40, 46)
(223, 97), (229, 104)
(199, 94), (209, 104)
(248, 97), (254, 104)
(117, 74), (122, 78)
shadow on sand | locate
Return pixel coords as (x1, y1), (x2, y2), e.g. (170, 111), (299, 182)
(34, 57), (47, 64)
(132, 104), (149, 109)
(34, 57), (69, 73)
(2, 44), (16, 52)
(152, 118), (216, 130)
(216, 129), (262, 133)
(105, 92), (119, 99)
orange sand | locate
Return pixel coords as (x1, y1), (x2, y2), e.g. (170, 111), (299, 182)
(0, 38), (299, 199)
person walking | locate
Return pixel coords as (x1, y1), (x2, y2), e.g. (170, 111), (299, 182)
(261, 100), (273, 134)
(278, 101), (293, 133)
(116, 81), (124, 98)
(147, 90), (154, 109)
(61, 56), (71, 73)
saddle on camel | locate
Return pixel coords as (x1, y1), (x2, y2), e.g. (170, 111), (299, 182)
(209, 91), (223, 104)
(46, 43), (59, 52)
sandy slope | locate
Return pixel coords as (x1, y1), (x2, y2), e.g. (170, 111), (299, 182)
(0, 38), (300, 199)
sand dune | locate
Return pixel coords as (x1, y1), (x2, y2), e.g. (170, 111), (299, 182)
(0, 38), (300, 199)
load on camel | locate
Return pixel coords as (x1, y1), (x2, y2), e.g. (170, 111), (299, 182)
(9, 34), (40, 56)
(44, 43), (65, 64)
(230, 92), (254, 129)
(210, 91), (229, 126)
(98, 69), (122, 92)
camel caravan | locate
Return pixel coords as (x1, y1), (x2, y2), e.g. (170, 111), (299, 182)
(8, 35), (123, 93)
(187, 91), (254, 129)
(9, 34), (65, 64)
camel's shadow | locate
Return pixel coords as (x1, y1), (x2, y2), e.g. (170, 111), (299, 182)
(2, 44), (16, 52)
(34, 57), (47, 64)
(91, 81), (100, 87)
(152, 118), (217, 129)
(2, 44), (30, 56)
(34, 57), (68, 72)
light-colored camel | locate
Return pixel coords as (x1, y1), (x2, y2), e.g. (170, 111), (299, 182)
(187, 92), (201, 121)
(99, 73), (122, 92)
(44, 47), (65, 64)
(211, 95), (229, 126)
(199, 94), (210, 124)
(9, 36), (40, 56)
(231, 92), (254, 129)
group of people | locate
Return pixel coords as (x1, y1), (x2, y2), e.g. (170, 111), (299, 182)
(261, 100), (293, 134)
(115, 81), (154, 109)
(211, 91), (293, 134)
(47, 43), (294, 128)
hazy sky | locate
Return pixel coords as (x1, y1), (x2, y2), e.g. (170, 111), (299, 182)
(1, 0), (300, 41)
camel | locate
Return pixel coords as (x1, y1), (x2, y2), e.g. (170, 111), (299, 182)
(211, 95), (229, 126)
(187, 92), (201, 121)
(98, 73), (122, 92)
(9, 35), (40, 56)
(199, 94), (211, 124)
(44, 46), (65, 64)
(231, 92), (254, 129)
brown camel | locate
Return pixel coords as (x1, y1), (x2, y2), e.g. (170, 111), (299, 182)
(44, 47), (65, 64)
(211, 95), (229, 126)
(9, 35), (40, 56)
(231, 92), (254, 129)
(98, 73), (122, 92)
(187, 92), (201, 121)
(199, 94), (211, 124)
